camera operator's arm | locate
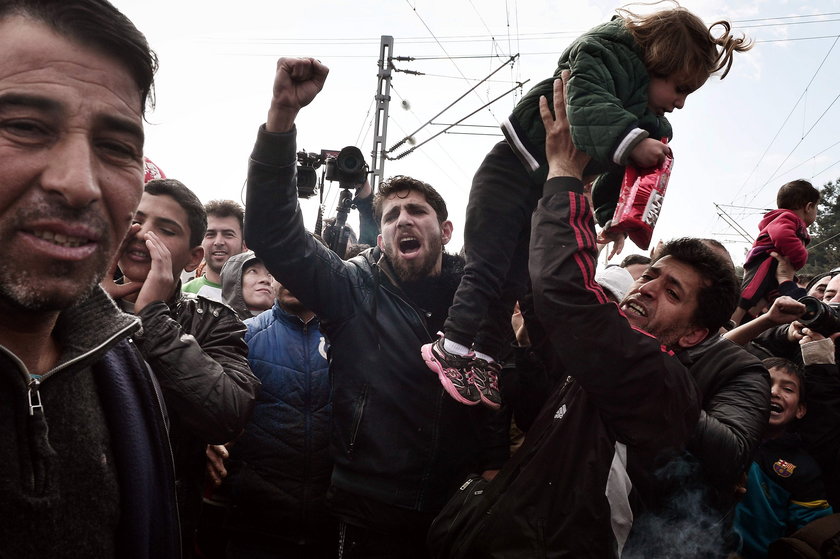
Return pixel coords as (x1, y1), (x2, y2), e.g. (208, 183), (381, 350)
(267, 57), (328, 133)
(354, 179), (378, 247)
(724, 296), (805, 346)
(800, 328), (837, 365)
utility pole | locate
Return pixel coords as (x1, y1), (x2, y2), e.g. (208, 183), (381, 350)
(370, 35), (394, 192)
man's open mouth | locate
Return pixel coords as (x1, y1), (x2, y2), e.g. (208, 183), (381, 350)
(399, 237), (421, 255)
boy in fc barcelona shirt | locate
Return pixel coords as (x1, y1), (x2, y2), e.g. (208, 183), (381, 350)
(734, 357), (833, 558)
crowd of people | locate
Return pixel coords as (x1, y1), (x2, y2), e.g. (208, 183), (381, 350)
(2, 1), (840, 558)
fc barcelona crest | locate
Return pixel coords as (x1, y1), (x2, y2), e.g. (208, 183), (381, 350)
(773, 459), (796, 478)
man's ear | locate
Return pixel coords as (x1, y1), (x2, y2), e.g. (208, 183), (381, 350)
(677, 326), (709, 349)
(376, 233), (384, 251)
(440, 220), (453, 246)
(184, 246), (204, 273)
(796, 402), (807, 421)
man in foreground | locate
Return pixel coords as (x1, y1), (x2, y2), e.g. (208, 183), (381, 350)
(0, 0), (179, 556)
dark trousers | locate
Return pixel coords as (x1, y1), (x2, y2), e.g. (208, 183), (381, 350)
(226, 535), (337, 559)
(444, 141), (541, 358)
(337, 520), (429, 559)
(739, 254), (779, 310)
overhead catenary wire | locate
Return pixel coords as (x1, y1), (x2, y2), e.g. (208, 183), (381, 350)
(389, 116), (468, 190)
(731, 32), (840, 205)
(769, 139), (840, 179)
(812, 157), (840, 179)
(212, 33), (840, 61)
(738, 17), (840, 29)
(354, 97), (376, 149)
(407, 71), (518, 82)
(758, 35), (840, 43)
(507, 0), (522, 105)
(747, 87), (840, 205)
(735, 12), (840, 22)
(195, 11), (840, 46)
(387, 83), (474, 188)
(403, 0), (501, 121)
(467, 0), (511, 60)
(714, 203), (755, 243)
(389, 80), (527, 160)
(708, 141), (840, 243)
(387, 54), (518, 152)
(808, 229), (840, 251)
(715, 203), (771, 212)
(444, 131), (504, 137)
(431, 122), (499, 127)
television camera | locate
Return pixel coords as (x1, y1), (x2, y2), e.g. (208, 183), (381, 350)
(297, 145), (369, 258)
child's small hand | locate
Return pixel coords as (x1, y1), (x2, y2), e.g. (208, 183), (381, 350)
(629, 138), (671, 168)
(596, 226), (626, 260)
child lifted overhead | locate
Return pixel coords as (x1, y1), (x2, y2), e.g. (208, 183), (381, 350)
(421, 3), (752, 409)
(731, 179), (820, 326)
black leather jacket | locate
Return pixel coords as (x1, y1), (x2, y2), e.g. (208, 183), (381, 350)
(131, 291), (259, 542)
(245, 125), (509, 516)
(134, 293), (258, 444)
(678, 335), (771, 492)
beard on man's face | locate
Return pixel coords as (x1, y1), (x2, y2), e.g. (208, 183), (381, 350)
(385, 235), (443, 282)
(0, 257), (107, 312)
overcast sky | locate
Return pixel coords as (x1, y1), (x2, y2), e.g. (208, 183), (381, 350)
(114, 0), (840, 267)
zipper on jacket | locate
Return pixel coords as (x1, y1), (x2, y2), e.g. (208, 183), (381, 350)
(374, 256), (435, 340)
(28, 377), (43, 416)
(347, 385), (369, 457)
(302, 321), (312, 496)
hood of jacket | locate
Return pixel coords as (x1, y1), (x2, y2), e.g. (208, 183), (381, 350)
(221, 250), (263, 320)
(759, 208), (804, 231)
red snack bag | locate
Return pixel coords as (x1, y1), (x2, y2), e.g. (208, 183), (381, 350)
(609, 146), (673, 250)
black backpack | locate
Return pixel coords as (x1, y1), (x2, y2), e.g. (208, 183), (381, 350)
(427, 377), (574, 558)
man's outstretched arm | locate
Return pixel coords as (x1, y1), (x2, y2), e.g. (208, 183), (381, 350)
(530, 73), (700, 450)
(246, 58), (363, 326)
(266, 57), (328, 133)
